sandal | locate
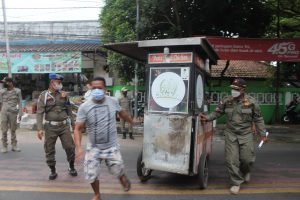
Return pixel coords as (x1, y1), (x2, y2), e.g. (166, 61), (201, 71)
(119, 175), (131, 192)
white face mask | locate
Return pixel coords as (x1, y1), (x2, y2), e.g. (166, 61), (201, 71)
(231, 89), (241, 98)
(54, 83), (63, 91)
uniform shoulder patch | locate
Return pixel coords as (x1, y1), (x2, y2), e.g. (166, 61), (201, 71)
(245, 95), (256, 103)
(61, 91), (66, 98)
(243, 95), (256, 107)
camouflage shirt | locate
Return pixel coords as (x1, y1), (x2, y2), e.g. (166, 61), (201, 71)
(206, 95), (267, 142)
(36, 90), (74, 130)
(0, 87), (22, 115)
(118, 96), (132, 114)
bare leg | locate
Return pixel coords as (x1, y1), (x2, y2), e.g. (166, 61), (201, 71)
(119, 174), (131, 191)
(91, 180), (101, 200)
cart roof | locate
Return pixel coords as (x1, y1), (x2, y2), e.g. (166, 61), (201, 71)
(103, 41), (143, 61)
(103, 37), (219, 64)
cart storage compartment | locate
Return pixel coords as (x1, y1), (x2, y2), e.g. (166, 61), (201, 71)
(143, 114), (192, 175)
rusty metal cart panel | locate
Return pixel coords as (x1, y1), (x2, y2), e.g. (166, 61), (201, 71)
(143, 114), (193, 175)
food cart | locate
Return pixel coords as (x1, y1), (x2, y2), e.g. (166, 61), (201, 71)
(104, 37), (219, 189)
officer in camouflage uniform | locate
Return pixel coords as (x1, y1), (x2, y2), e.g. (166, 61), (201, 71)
(0, 77), (22, 153)
(36, 73), (77, 180)
(118, 87), (134, 139)
(200, 78), (268, 195)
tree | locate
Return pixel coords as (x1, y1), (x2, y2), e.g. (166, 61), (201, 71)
(100, 0), (274, 83)
(100, 0), (135, 84)
(265, 0), (300, 86)
(278, 0), (300, 86)
(265, 0), (300, 38)
(140, 0), (273, 39)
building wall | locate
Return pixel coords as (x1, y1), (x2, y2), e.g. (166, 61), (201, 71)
(0, 20), (100, 41)
(81, 52), (113, 85)
(207, 79), (300, 124)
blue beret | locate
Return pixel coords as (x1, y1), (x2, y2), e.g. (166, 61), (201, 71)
(49, 73), (64, 80)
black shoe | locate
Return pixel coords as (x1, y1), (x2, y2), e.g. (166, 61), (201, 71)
(49, 172), (58, 180)
(129, 134), (134, 140)
(68, 168), (78, 176)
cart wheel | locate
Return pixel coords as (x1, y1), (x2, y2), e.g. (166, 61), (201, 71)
(136, 151), (152, 182)
(198, 153), (209, 189)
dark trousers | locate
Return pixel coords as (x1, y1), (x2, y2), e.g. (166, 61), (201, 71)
(44, 123), (75, 167)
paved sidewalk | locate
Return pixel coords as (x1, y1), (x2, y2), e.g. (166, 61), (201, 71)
(214, 124), (300, 143)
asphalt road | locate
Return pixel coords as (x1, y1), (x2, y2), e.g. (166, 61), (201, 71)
(0, 129), (299, 200)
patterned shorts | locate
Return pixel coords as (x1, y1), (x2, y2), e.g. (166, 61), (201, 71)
(84, 144), (125, 183)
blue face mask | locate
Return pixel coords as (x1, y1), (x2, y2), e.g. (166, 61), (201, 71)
(91, 89), (105, 101)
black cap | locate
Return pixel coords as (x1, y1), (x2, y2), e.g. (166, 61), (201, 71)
(230, 78), (247, 90)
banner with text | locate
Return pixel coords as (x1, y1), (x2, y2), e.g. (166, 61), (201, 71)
(208, 38), (300, 61)
(0, 51), (81, 74)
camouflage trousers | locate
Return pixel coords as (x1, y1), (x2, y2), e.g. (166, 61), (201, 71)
(44, 123), (75, 167)
(120, 119), (133, 133)
(225, 135), (255, 186)
(1, 111), (18, 148)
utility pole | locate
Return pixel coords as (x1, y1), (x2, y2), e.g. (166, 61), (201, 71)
(1, 0), (12, 78)
(134, 0), (140, 119)
(275, 0), (280, 123)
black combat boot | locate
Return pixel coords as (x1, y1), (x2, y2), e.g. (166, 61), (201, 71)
(49, 166), (58, 180)
(68, 161), (78, 177)
(122, 132), (126, 139)
(129, 132), (134, 140)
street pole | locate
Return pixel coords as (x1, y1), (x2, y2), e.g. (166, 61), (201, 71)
(275, 0), (280, 123)
(134, 0), (139, 119)
(1, 0), (12, 78)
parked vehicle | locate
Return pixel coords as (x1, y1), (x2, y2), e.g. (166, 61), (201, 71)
(283, 104), (300, 123)
(283, 96), (300, 123)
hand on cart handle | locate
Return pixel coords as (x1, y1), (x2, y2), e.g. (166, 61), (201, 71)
(199, 113), (208, 122)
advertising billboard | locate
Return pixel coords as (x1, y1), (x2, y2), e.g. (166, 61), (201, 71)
(0, 51), (81, 74)
(208, 37), (300, 61)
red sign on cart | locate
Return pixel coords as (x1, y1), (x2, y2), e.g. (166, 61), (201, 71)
(148, 52), (193, 64)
